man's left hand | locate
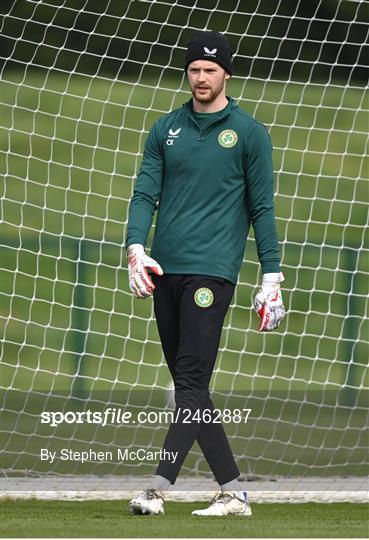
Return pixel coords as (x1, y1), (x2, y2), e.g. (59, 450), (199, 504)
(254, 272), (285, 332)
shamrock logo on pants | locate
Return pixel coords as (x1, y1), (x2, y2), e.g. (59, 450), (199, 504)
(194, 287), (214, 308)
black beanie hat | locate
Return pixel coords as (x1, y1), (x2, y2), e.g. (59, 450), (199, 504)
(184, 31), (233, 75)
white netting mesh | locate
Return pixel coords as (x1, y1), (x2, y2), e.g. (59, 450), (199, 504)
(1, 0), (368, 500)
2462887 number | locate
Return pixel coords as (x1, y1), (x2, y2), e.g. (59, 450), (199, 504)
(180, 408), (252, 424)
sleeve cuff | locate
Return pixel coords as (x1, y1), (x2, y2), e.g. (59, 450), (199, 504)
(260, 260), (281, 274)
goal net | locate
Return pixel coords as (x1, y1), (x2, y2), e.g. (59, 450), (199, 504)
(1, 0), (368, 502)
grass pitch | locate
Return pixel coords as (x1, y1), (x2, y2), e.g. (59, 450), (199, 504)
(0, 500), (368, 538)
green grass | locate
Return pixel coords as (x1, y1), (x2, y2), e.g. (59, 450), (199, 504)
(0, 71), (368, 480)
(0, 500), (368, 538)
(1, 71), (368, 388)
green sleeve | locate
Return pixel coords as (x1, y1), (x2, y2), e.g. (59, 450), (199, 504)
(126, 123), (163, 248)
(244, 124), (281, 273)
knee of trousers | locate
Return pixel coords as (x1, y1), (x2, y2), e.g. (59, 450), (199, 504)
(174, 380), (208, 411)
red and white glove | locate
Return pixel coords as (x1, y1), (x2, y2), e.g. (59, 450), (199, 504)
(127, 244), (163, 299)
(254, 272), (285, 332)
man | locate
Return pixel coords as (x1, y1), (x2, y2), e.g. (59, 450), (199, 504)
(125, 31), (285, 516)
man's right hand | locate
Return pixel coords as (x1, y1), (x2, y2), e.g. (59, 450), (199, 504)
(127, 244), (163, 298)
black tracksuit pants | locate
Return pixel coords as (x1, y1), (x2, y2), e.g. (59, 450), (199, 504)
(152, 273), (240, 485)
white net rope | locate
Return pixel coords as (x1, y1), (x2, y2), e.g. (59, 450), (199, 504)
(1, 0), (368, 499)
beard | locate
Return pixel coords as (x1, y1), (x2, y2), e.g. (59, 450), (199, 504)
(191, 78), (225, 103)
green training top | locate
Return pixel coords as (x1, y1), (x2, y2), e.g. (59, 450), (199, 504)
(126, 97), (281, 284)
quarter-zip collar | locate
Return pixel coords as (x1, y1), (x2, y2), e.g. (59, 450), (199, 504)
(183, 97), (237, 139)
(183, 97), (236, 126)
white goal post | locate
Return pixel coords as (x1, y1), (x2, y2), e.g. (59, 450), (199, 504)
(0, 0), (368, 502)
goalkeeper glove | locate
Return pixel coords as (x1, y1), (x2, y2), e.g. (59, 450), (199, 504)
(254, 272), (285, 332)
(127, 244), (163, 299)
